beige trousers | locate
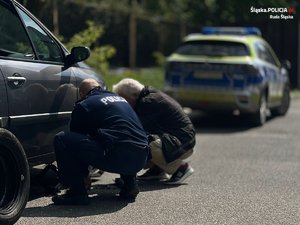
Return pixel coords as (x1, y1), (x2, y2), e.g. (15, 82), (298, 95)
(146, 135), (193, 174)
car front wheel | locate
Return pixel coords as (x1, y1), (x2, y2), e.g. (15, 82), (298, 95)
(0, 129), (30, 225)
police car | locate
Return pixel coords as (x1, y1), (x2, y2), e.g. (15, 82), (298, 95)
(164, 27), (290, 126)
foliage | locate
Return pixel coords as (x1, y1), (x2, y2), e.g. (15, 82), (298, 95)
(152, 51), (166, 67)
(147, 0), (298, 24)
(17, 0), (299, 71)
(63, 21), (103, 50)
(104, 67), (164, 91)
(291, 90), (300, 99)
(62, 20), (116, 75)
(19, 0), (298, 25)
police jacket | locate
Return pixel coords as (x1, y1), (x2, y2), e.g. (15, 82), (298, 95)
(70, 87), (148, 149)
(135, 86), (196, 163)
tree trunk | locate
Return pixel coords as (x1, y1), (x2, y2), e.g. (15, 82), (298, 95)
(180, 21), (187, 39)
(53, 0), (59, 36)
(129, 0), (137, 69)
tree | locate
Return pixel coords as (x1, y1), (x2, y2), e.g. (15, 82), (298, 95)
(18, 0), (299, 68)
(63, 21), (116, 75)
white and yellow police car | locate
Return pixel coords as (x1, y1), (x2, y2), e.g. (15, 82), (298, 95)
(164, 27), (290, 126)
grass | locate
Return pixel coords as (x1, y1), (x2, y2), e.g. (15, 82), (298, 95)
(103, 67), (164, 91)
(291, 89), (300, 99)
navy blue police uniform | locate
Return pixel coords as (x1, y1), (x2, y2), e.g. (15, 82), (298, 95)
(54, 87), (149, 199)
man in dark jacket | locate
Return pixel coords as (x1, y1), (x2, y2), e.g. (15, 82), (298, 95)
(52, 79), (149, 205)
(113, 78), (195, 184)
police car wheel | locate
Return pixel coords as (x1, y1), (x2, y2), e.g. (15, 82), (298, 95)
(0, 129), (30, 225)
(252, 93), (267, 126)
(272, 85), (290, 116)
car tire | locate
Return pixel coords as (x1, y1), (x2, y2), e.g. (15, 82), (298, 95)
(251, 93), (267, 126)
(272, 85), (290, 116)
(0, 129), (30, 225)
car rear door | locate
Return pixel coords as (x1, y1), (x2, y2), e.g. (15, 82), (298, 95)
(0, 0), (77, 162)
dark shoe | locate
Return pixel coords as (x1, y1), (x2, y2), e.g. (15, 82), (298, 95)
(164, 163), (194, 185)
(119, 185), (139, 200)
(89, 168), (104, 177)
(54, 182), (67, 193)
(119, 175), (139, 200)
(84, 177), (92, 190)
(137, 166), (170, 180)
(52, 190), (89, 205)
(114, 177), (124, 188)
(55, 179), (91, 193)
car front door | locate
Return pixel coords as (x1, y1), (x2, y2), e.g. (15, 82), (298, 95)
(0, 0), (77, 162)
(254, 42), (281, 104)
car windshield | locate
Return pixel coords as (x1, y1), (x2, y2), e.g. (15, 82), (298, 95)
(175, 40), (250, 56)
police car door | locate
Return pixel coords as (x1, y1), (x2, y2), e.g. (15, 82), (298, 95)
(263, 43), (283, 104)
(0, 1), (77, 160)
(254, 42), (280, 105)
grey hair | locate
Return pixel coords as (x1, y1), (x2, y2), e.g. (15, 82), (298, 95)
(112, 78), (144, 98)
(79, 78), (100, 98)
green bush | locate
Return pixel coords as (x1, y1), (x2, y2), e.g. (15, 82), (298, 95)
(62, 20), (116, 76)
(61, 21), (165, 90)
(152, 51), (166, 67)
(104, 67), (165, 91)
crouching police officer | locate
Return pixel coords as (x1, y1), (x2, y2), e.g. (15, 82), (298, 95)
(52, 78), (149, 205)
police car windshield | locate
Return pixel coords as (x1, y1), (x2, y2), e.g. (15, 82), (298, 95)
(175, 41), (250, 57)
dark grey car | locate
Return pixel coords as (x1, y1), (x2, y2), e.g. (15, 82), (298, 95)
(0, 0), (105, 224)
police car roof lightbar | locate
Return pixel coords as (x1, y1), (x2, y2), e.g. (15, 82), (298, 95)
(202, 27), (262, 36)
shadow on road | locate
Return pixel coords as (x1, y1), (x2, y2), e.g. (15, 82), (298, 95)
(24, 169), (180, 218)
(23, 193), (129, 218)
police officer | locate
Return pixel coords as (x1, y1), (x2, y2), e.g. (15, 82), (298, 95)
(52, 79), (149, 205)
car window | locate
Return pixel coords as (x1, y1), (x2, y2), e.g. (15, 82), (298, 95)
(0, 2), (34, 59)
(175, 41), (250, 56)
(16, 7), (63, 63)
(255, 42), (277, 66)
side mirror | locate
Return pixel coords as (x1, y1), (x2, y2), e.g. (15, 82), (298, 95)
(281, 59), (291, 70)
(65, 46), (90, 67)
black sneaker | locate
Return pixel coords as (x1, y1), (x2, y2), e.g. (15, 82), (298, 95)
(164, 163), (194, 185)
(52, 190), (89, 205)
(137, 166), (170, 180)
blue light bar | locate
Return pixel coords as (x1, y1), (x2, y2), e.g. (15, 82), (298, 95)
(202, 27), (261, 36)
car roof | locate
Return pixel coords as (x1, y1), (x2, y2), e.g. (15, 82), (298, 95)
(171, 33), (281, 66)
(182, 33), (265, 46)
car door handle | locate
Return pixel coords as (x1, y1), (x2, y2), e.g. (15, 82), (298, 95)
(7, 74), (27, 88)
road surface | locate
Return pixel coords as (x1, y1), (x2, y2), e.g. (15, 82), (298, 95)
(16, 98), (300, 225)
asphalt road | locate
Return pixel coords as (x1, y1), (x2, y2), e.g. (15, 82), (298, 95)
(16, 98), (300, 225)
